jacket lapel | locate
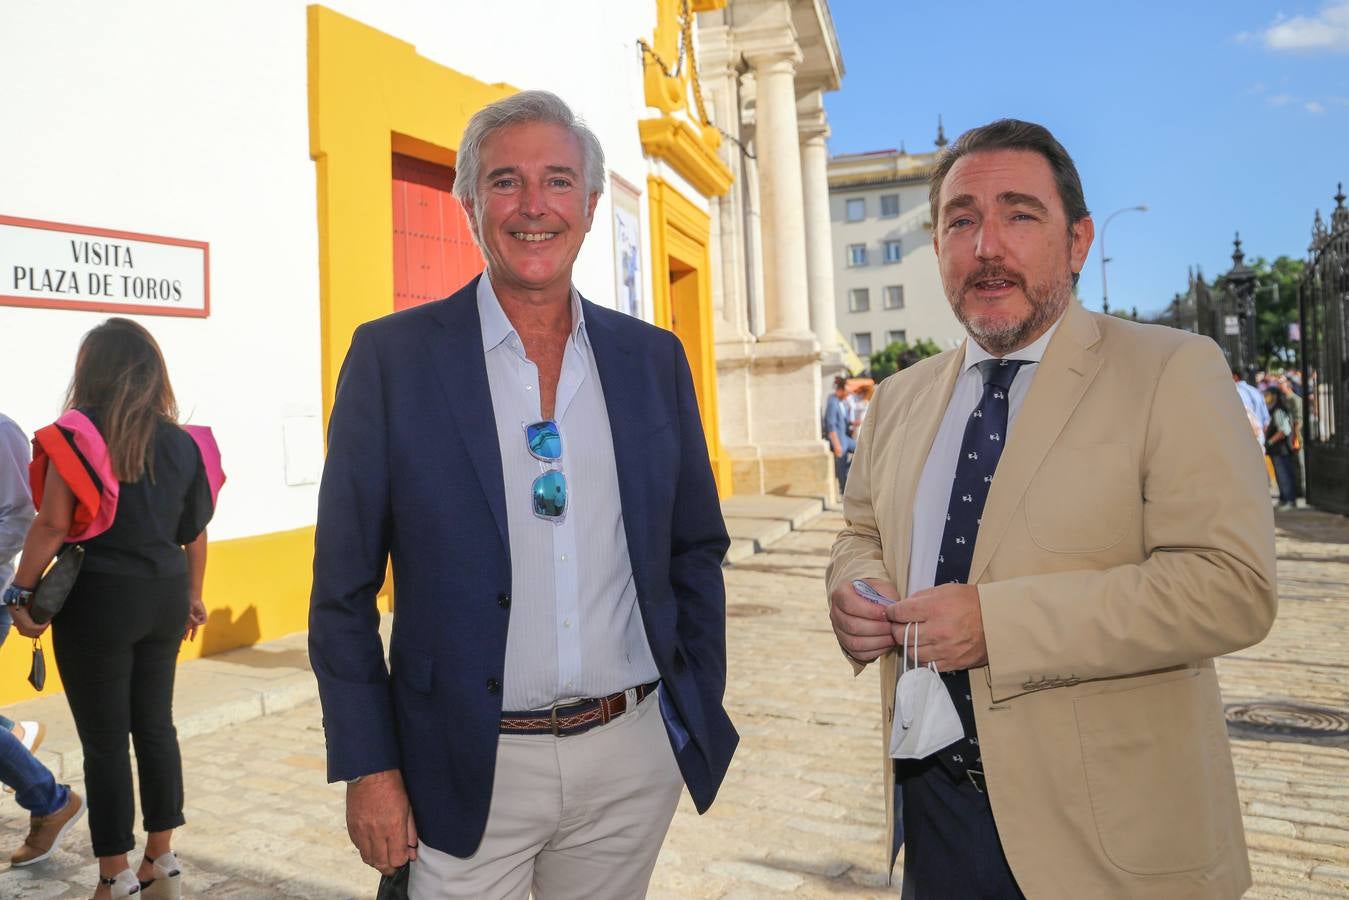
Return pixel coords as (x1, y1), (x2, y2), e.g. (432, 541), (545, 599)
(579, 300), (648, 568)
(968, 302), (1103, 583)
(424, 276), (510, 554)
(890, 348), (965, 594)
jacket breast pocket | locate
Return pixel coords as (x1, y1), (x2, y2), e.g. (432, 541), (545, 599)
(1024, 443), (1135, 553)
(1073, 668), (1227, 875)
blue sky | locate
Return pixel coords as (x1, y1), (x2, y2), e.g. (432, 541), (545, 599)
(825, 0), (1349, 317)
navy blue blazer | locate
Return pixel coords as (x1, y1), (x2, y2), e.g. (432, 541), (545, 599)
(309, 276), (738, 857)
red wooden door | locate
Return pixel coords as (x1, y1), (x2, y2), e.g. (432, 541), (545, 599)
(391, 153), (483, 311)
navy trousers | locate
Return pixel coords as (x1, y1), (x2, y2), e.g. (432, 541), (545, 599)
(898, 759), (1024, 900)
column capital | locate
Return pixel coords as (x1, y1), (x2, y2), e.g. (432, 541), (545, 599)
(738, 25), (803, 75)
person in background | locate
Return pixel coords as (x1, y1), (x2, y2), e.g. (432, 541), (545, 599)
(0, 410), (85, 867)
(1265, 387), (1298, 510)
(850, 382), (875, 438)
(7, 319), (222, 900)
(824, 376), (855, 493)
(1234, 367), (1269, 433)
(1278, 374), (1305, 498)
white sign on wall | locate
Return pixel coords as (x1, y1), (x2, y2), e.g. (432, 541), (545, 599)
(0, 215), (209, 317)
(1224, 315), (1241, 336)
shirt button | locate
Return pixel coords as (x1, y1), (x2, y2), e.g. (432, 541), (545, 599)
(497, 592), (511, 609)
(563, 619), (572, 628)
(525, 385), (533, 391)
(486, 678), (501, 694)
(560, 554), (568, 562)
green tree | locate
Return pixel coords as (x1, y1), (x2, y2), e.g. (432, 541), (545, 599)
(1250, 256), (1304, 370)
(869, 337), (943, 381)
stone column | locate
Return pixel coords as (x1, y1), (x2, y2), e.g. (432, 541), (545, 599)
(742, 45), (814, 342)
(798, 89), (838, 360)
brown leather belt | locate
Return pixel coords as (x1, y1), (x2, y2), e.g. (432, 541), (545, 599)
(499, 681), (660, 737)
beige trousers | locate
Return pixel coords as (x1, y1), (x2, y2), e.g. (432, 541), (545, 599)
(409, 687), (683, 900)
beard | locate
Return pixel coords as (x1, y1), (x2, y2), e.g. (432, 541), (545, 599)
(946, 263), (1074, 355)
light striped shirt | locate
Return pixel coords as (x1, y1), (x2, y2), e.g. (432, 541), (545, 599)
(478, 276), (659, 711)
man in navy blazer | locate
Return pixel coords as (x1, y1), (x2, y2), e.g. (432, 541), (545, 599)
(309, 91), (737, 898)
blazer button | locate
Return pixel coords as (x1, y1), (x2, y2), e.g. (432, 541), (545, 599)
(486, 678), (501, 694)
(497, 592), (511, 609)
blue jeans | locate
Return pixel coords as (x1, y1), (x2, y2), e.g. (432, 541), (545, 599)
(0, 606), (68, 816)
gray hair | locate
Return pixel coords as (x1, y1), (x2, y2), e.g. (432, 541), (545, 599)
(453, 90), (606, 237)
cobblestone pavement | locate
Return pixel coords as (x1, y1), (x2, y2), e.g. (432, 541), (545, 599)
(2, 508), (1347, 898)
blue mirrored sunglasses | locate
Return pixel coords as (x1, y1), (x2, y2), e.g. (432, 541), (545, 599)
(525, 420), (567, 521)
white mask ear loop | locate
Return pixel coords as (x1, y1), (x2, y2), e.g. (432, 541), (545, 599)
(902, 621), (919, 673)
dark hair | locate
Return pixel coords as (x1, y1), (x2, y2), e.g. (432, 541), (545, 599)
(928, 119), (1089, 232)
(66, 318), (178, 482)
(833, 375), (848, 391)
(1265, 386), (1288, 415)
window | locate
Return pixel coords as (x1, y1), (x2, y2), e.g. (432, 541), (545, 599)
(848, 288), (870, 313)
(847, 243), (868, 267)
(887, 329), (908, 347)
(846, 197), (866, 222)
(884, 240), (903, 263)
(852, 332), (873, 356)
(880, 194), (899, 218)
(883, 285), (905, 310)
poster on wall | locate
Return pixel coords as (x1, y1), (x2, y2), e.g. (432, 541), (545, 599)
(0, 215), (209, 318)
(610, 174), (643, 319)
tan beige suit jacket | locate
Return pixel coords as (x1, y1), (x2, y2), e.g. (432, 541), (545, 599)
(827, 302), (1277, 898)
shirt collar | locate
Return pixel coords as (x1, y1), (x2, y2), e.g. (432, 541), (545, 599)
(477, 273), (588, 353)
(961, 311), (1065, 373)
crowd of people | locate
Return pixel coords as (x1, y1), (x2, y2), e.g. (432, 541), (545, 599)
(1234, 367), (1306, 509)
(1, 319), (220, 899)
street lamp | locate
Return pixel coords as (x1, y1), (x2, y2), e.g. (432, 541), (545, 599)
(1100, 204), (1149, 314)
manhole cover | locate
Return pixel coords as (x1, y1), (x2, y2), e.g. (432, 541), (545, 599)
(1225, 702), (1349, 746)
(726, 603), (780, 618)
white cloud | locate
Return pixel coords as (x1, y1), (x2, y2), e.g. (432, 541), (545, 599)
(1306, 100), (1327, 113)
(1261, 2), (1349, 51)
(1268, 93), (1295, 106)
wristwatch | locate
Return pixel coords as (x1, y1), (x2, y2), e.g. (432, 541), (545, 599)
(2, 584), (34, 607)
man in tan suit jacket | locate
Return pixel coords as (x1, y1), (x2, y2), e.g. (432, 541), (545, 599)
(827, 119), (1276, 898)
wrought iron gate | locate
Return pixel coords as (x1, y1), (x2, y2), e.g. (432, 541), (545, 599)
(1300, 186), (1349, 515)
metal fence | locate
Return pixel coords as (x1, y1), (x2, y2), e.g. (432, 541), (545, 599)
(1300, 186), (1349, 515)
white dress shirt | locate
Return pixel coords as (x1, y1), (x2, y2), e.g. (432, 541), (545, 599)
(907, 316), (1064, 594)
(477, 276), (659, 711)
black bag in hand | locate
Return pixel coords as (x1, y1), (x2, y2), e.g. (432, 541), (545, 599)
(376, 865), (409, 900)
(29, 545), (84, 625)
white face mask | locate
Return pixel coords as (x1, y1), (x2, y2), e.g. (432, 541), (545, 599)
(888, 622), (966, 760)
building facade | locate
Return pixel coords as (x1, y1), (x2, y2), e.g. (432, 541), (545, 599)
(698, 0), (845, 497)
(828, 141), (964, 360)
(0, 0), (738, 703)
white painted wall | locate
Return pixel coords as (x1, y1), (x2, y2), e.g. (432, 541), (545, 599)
(0, 0), (692, 540)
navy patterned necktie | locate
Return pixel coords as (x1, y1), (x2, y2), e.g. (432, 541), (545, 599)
(931, 357), (1033, 779)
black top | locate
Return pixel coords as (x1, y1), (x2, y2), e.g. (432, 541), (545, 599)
(78, 412), (214, 579)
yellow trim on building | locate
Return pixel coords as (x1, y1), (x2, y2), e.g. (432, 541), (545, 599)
(638, 118), (733, 198)
(647, 176), (731, 496)
(307, 3), (514, 420)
